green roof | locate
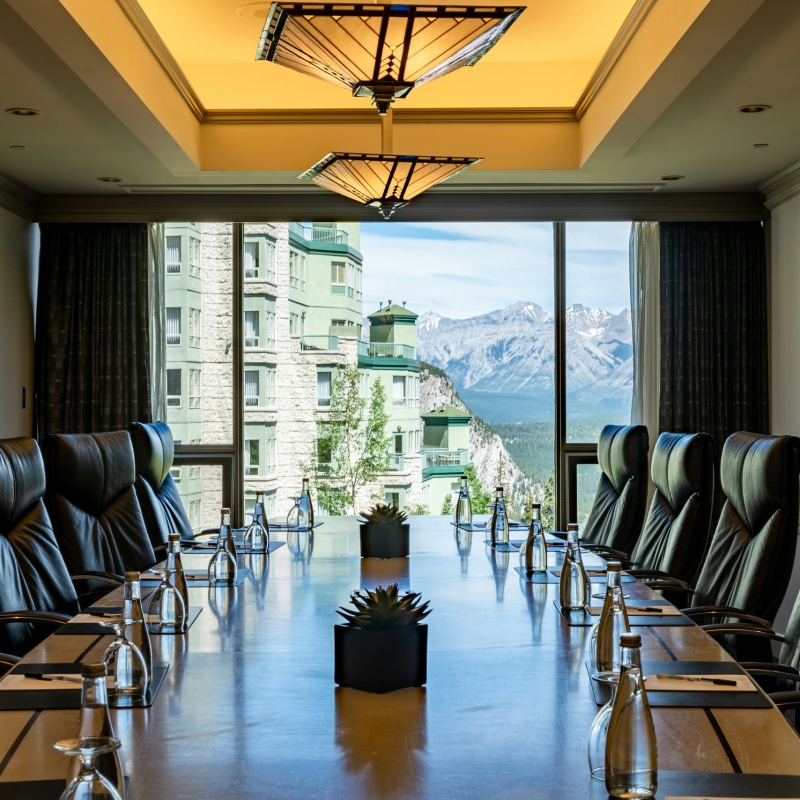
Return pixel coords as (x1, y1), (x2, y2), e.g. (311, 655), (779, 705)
(367, 303), (419, 321)
(422, 404), (472, 420)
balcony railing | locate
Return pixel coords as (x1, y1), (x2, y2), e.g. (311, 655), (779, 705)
(289, 222), (348, 246)
(358, 341), (415, 359)
(388, 454), (405, 471)
(421, 449), (469, 469)
(301, 335), (338, 352)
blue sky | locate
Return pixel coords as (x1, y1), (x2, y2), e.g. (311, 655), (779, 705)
(359, 221), (632, 320)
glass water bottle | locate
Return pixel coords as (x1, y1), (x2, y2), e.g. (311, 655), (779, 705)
(243, 491), (269, 553)
(208, 509), (238, 584)
(519, 502), (547, 574)
(594, 562), (631, 675)
(168, 532), (190, 618)
(299, 478), (314, 528)
(67, 663), (125, 799)
(605, 632), (658, 799)
(490, 486), (509, 545)
(455, 474), (472, 527)
(559, 524), (589, 609)
(122, 572), (153, 686)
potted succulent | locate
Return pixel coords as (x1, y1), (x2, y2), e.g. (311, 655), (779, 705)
(359, 504), (410, 558)
(334, 584), (430, 694)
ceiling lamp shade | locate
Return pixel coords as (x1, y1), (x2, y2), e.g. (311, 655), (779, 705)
(257, 3), (524, 114)
(298, 152), (482, 217)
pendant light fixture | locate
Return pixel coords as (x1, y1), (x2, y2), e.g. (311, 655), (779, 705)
(298, 111), (481, 218)
(257, 3), (524, 114)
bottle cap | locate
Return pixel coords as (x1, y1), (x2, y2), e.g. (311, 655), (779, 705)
(221, 507), (231, 514)
(495, 486), (503, 491)
(567, 523), (579, 531)
(124, 571), (140, 581)
(82, 662), (107, 678)
(620, 633), (642, 648)
(607, 561), (622, 571)
(256, 491), (264, 500)
(532, 503), (541, 509)
(168, 533), (180, 541)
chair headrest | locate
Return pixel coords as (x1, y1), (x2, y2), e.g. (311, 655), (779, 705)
(597, 424), (649, 494)
(651, 431), (715, 513)
(721, 431), (800, 534)
(128, 422), (174, 490)
(44, 431), (136, 514)
(0, 438), (46, 531)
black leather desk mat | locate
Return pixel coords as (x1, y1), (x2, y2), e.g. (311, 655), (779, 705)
(187, 541), (285, 554)
(556, 600), (692, 627)
(515, 567), (636, 583)
(484, 540), (525, 551)
(141, 568), (250, 587)
(266, 521), (323, 531)
(586, 661), (771, 709)
(585, 769), (800, 798)
(55, 606), (203, 636)
(0, 777), (128, 799)
(0, 662), (169, 709)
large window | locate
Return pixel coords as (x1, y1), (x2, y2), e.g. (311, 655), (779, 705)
(331, 261), (346, 294)
(166, 308), (181, 346)
(244, 241), (259, 279)
(166, 236), (181, 274)
(189, 308), (201, 348)
(245, 370), (259, 407)
(317, 371), (332, 407)
(245, 311), (259, 348)
(167, 368), (181, 407)
(290, 250), (306, 290)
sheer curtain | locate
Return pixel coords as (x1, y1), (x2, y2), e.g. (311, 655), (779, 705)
(149, 223), (167, 423)
(630, 222), (660, 500)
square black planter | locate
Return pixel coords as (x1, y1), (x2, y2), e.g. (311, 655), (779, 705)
(359, 523), (410, 559)
(334, 624), (427, 694)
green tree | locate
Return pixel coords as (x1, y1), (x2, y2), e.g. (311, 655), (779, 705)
(441, 493), (453, 516)
(541, 469), (555, 532)
(464, 464), (492, 514)
(303, 365), (391, 515)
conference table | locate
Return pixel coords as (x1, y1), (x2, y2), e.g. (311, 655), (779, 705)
(1, 516), (799, 799)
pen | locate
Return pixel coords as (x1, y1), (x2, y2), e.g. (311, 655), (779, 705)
(655, 674), (738, 687)
(23, 673), (83, 684)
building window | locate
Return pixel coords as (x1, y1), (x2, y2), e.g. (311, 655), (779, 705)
(244, 241), (259, 279)
(245, 439), (260, 476)
(264, 367), (276, 407)
(317, 426), (332, 466)
(290, 250), (306, 290)
(393, 376), (406, 407)
(385, 490), (401, 507)
(359, 373), (369, 398)
(167, 368), (181, 407)
(317, 371), (332, 407)
(166, 236), (181, 274)
(245, 370), (259, 407)
(331, 318), (346, 328)
(189, 308), (201, 348)
(189, 499), (202, 529)
(355, 267), (362, 300)
(264, 310), (276, 350)
(245, 310), (259, 348)
(347, 262), (355, 298)
(290, 312), (300, 336)
(394, 433), (404, 454)
(189, 369), (201, 408)
(190, 439), (201, 478)
(166, 307), (181, 345)
(331, 261), (346, 295)
(265, 240), (276, 282)
(189, 237), (201, 278)
(265, 436), (276, 476)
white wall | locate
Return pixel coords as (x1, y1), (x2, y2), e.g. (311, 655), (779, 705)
(770, 193), (800, 637)
(0, 206), (38, 438)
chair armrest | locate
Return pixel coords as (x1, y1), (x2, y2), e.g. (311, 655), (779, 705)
(583, 545), (629, 561)
(70, 571), (124, 586)
(0, 653), (19, 669)
(745, 669), (800, 683)
(740, 661), (795, 674)
(153, 543), (169, 554)
(626, 569), (670, 579)
(0, 611), (72, 626)
(768, 690), (800, 712)
(682, 606), (772, 628)
(700, 623), (785, 643)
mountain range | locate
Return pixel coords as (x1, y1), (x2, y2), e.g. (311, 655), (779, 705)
(416, 302), (632, 423)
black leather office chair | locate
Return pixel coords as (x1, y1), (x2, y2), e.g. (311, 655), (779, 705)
(682, 431), (800, 660)
(580, 424), (649, 558)
(44, 431), (157, 577)
(129, 421), (194, 546)
(627, 432), (715, 586)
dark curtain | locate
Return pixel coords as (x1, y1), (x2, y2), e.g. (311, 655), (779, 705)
(659, 221), (769, 514)
(35, 223), (152, 437)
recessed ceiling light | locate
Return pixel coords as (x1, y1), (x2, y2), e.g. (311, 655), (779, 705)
(660, 175), (685, 181)
(9, 145), (27, 150)
(6, 107), (40, 116)
(751, 143), (769, 148)
(737, 104), (771, 113)
(97, 177), (123, 183)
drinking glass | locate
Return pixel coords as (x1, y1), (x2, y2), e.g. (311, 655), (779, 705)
(146, 569), (187, 632)
(54, 737), (123, 800)
(588, 673), (620, 781)
(100, 617), (148, 696)
(286, 496), (308, 529)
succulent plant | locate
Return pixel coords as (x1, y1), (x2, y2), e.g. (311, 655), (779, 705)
(337, 583), (430, 630)
(360, 503), (408, 525)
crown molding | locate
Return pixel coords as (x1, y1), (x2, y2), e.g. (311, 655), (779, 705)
(758, 157), (800, 209)
(0, 171), (39, 220)
(574, 0), (659, 121)
(114, 0), (204, 123)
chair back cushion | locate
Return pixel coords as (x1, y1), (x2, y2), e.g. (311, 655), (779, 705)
(129, 422), (194, 543)
(692, 432), (800, 623)
(44, 431), (156, 575)
(632, 432), (715, 584)
(0, 535), (37, 656)
(0, 438), (79, 616)
(581, 424), (649, 554)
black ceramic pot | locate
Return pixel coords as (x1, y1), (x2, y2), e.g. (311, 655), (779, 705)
(359, 522), (410, 558)
(334, 624), (428, 694)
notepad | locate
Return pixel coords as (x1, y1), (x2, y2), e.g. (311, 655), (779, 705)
(586, 605), (681, 616)
(0, 674), (113, 691)
(645, 674), (756, 692)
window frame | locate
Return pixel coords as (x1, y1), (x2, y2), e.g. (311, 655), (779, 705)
(167, 368), (182, 408)
(166, 307), (182, 346)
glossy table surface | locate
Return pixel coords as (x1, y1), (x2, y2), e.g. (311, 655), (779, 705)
(1, 516), (800, 799)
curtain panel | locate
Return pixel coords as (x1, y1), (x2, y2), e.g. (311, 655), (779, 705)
(659, 221), (769, 510)
(35, 223), (153, 437)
